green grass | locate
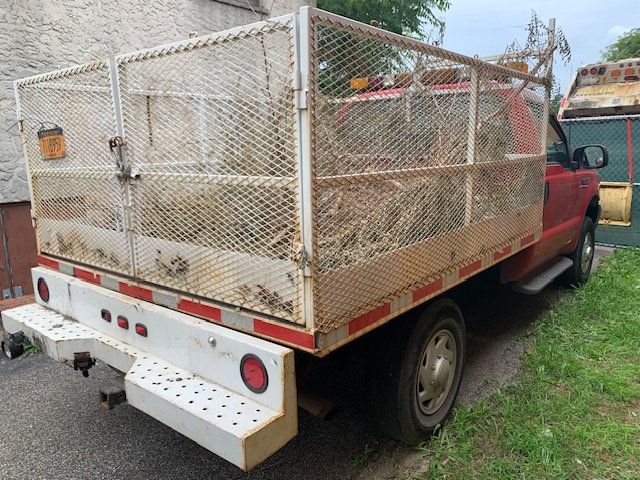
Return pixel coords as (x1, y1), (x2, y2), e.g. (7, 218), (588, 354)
(23, 343), (39, 356)
(415, 249), (640, 480)
(353, 444), (380, 470)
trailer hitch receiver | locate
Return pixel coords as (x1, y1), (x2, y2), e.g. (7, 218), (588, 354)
(73, 351), (96, 378)
(1, 331), (27, 359)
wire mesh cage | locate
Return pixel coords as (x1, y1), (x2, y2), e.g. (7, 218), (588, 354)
(307, 10), (548, 331)
(16, 8), (551, 335)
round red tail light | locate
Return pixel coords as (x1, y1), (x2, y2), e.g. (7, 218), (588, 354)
(580, 68), (588, 76)
(37, 277), (50, 302)
(590, 67), (598, 75)
(240, 354), (268, 393)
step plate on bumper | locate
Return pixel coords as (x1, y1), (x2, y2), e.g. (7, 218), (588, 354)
(1, 268), (297, 471)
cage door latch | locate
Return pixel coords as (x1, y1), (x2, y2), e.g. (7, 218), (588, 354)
(109, 136), (139, 180)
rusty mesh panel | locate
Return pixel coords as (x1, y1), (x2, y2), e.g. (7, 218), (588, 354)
(117, 17), (303, 323)
(308, 11), (547, 331)
(16, 64), (132, 273)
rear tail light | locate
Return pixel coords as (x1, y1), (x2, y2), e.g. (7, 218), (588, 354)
(117, 316), (129, 329)
(624, 68), (635, 76)
(37, 277), (49, 302)
(590, 67), (598, 75)
(135, 323), (147, 337)
(240, 354), (268, 393)
(101, 309), (111, 322)
(580, 68), (588, 76)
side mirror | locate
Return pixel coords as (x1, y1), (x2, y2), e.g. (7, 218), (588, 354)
(573, 145), (608, 169)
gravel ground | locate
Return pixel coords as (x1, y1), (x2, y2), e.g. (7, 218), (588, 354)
(0, 247), (614, 480)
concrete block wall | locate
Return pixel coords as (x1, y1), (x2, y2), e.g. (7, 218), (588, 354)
(0, 0), (314, 204)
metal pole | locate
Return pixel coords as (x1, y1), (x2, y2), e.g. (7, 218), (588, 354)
(13, 81), (41, 253)
(627, 117), (634, 183)
(109, 56), (137, 277)
(294, 7), (315, 330)
(541, 18), (556, 153)
(464, 68), (479, 226)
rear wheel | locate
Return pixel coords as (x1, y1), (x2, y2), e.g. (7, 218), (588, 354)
(370, 299), (465, 444)
(563, 216), (595, 287)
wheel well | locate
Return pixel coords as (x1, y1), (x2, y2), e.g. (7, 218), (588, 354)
(586, 196), (599, 224)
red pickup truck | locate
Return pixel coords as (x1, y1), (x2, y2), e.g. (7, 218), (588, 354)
(336, 87), (607, 444)
(2, 8), (607, 471)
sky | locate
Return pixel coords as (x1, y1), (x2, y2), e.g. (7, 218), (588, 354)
(439, 0), (640, 94)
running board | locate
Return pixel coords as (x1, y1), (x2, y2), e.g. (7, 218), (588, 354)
(513, 256), (574, 295)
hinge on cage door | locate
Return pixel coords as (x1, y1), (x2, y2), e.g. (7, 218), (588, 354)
(109, 136), (140, 180)
(294, 243), (311, 277)
(294, 89), (308, 110)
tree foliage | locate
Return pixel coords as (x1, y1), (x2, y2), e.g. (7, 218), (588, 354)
(316, 0), (451, 38)
(603, 28), (640, 61)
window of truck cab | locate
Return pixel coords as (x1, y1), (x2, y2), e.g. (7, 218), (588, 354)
(547, 122), (569, 168)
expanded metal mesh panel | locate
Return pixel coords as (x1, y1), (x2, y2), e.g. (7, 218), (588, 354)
(17, 9), (551, 334)
(117, 17), (302, 322)
(562, 115), (640, 247)
(308, 11), (547, 331)
(31, 173), (131, 271)
(16, 64), (132, 273)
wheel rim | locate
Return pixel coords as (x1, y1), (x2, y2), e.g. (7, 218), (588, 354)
(416, 328), (457, 416)
(580, 232), (594, 275)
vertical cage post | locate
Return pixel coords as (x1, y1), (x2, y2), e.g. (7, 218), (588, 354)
(464, 68), (479, 226)
(108, 56), (137, 277)
(13, 81), (40, 245)
(294, 7), (315, 330)
(541, 18), (556, 152)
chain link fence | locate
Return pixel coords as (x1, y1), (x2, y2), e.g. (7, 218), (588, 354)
(561, 115), (640, 247)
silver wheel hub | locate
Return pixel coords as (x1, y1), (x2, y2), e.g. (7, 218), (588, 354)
(581, 232), (594, 274)
(416, 329), (457, 416)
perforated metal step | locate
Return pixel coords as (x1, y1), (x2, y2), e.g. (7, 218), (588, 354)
(2, 298), (296, 470)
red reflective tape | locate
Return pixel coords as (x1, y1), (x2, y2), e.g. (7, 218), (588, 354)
(349, 303), (391, 335)
(178, 299), (221, 322)
(627, 118), (634, 182)
(73, 267), (100, 284)
(459, 260), (482, 278)
(520, 234), (535, 247)
(37, 255), (59, 270)
(254, 319), (314, 349)
(119, 282), (153, 302)
(493, 245), (512, 261)
(412, 278), (443, 303)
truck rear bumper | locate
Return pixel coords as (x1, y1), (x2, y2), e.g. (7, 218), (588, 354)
(1, 267), (297, 471)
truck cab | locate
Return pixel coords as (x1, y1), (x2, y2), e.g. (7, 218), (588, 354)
(501, 116), (607, 289)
